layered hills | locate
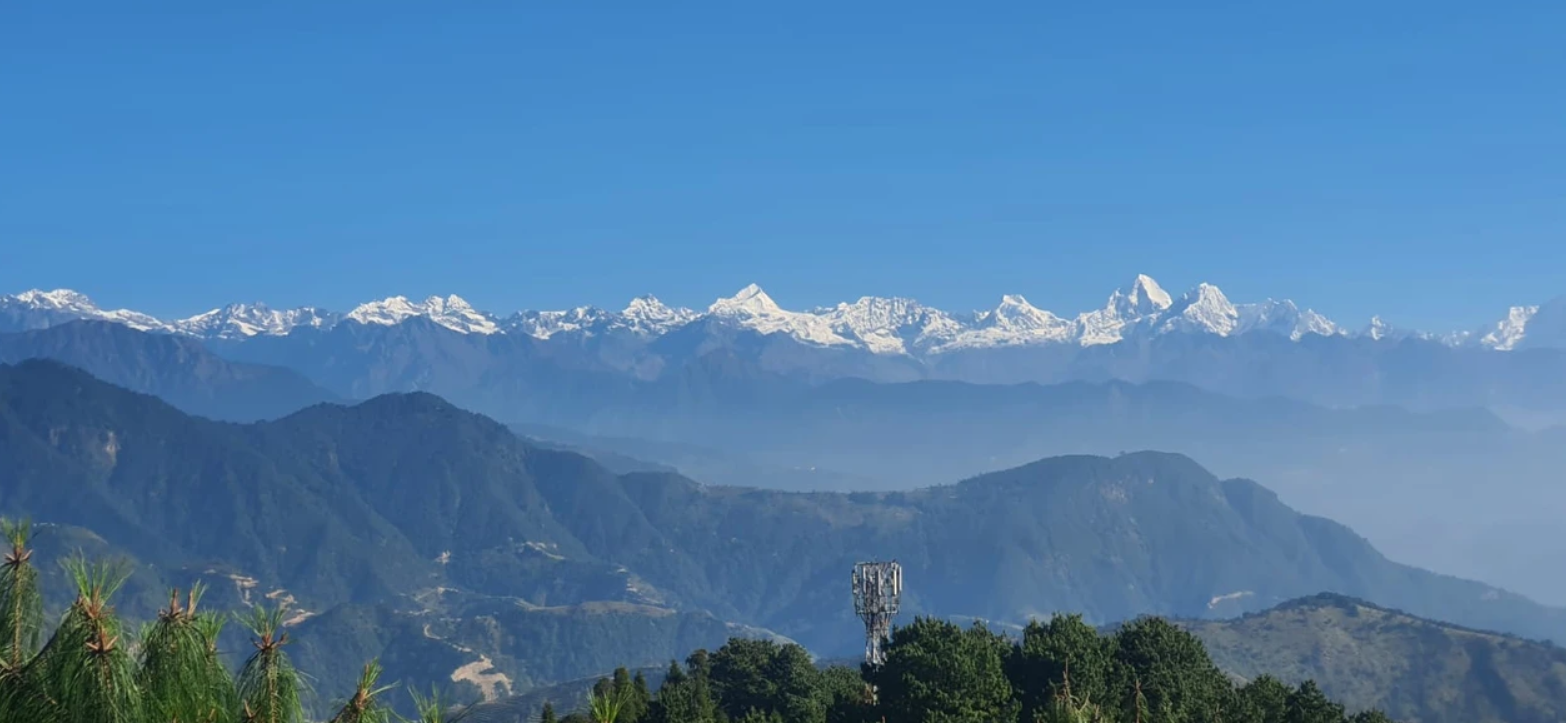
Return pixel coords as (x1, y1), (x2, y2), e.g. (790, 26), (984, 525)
(0, 320), (336, 421)
(2, 359), (1564, 707)
(6, 319), (1565, 604)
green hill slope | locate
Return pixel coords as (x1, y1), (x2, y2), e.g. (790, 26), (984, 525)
(4, 359), (1565, 706)
(1188, 594), (1566, 723)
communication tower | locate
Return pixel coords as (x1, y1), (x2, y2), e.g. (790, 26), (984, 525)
(851, 561), (902, 667)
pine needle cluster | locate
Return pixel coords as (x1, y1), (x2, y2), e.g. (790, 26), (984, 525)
(0, 516), (412, 723)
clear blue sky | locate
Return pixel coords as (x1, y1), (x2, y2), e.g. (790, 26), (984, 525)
(2, 2), (1562, 329)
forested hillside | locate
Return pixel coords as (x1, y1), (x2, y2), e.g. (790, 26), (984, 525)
(1188, 594), (1566, 723)
(471, 616), (1395, 723)
(3, 360), (1564, 710)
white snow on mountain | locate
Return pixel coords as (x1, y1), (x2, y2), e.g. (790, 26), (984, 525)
(1362, 316), (1396, 341)
(1113, 274), (1174, 318)
(4, 278), (1558, 354)
(1076, 275), (1175, 346)
(346, 295), (500, 335)
(817, 296), (964, 354)
(1233, 299), (1341, 341)
(505, 296), (698, 339)
(1, 289), (170, 332)
(934, 295), (1076, 352)
(1157, 283), (1240, 336)
(707, 284), (854, 347)
(1477, 306), (1539, 351)
(620, 295), (701, 335)
(505, 307), (611, 339)
(173, 303), (339, 339)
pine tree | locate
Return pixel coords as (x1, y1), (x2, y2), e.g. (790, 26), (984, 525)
(540, 701), (559, 723)
(27, 556), (143, 723)
(1283, 680), (1346, 723)
(326, 660), (393, 723)
(410, 685), (468, 723)
(138, 584), (239, 723)
(590, 678), (629, 723)
(0, 518), (44, 723)
(629, 671), (653, 723)
(649, 658), (719, 723)
(236, 604), (307, 723)
(0, 518), (43, 672)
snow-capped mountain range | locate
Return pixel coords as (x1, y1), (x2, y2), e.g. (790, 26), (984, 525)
(1, 275), (1559, 354)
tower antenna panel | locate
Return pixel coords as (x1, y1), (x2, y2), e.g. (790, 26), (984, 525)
(851, 561), (903, 667)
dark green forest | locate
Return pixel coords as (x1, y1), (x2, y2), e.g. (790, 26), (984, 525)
(0, 514), (1383, 723)
(536, 615), (1392, 723)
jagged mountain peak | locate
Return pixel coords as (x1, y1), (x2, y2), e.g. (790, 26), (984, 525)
(1478, 305), (1539, 351)
(818, 296), (960, 355)
(346, 294), (499, 335)
(1074, 275), (1177, 347)
(173, 302), (339, 339)
(1118, 274), (1174, 315)
(1159, 283), (1239, 336)
(990, 294), (1068, 327)
(1234, 299), (1340, 341)
(706, 285), (854, 347)
(619, 295), (698, 335)
(623, 294), (667, 314)
(6, 280), (1561, 354)
(1361, 315), (1418, 343)
(2, 288), (168, 332)
(15, 288), (97, 307)
(709, 283), (780, 315)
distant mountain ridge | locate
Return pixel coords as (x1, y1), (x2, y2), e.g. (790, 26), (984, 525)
(0, 320), (337, 421)
(1186, 593), (1566, 723)
(3, 358), (1564, 648)
(4, 318), (1564, 602)
(5, 275), (1562, 352)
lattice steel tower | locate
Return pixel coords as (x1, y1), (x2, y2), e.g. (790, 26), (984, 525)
(851, 561), (902, 667)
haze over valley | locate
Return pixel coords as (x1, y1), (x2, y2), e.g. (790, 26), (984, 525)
(5, 4), (1564, 721)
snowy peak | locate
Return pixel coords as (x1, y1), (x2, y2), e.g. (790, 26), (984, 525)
(1077, 275), (1176, 346)
(820, 296), (964, 354)
(173, 303), (338, 339)
(707, 285), (853, 347)
(506, 296), (699, 339)
(4, 280), (1560, 354)
(504, 307), (608, 339)
(1364, 316), (1395, 341)
(929, 294), (1074, 352)
(989, 295), (1071, 333)
(1478, 305), (1538, 351)
(1160, 283), (1239, 336)
(346, 294), (499, 335)
(621, 295), (699, 334)
(708, 284), (782, 316)
(15, 289), (97, 309)
(1, 288), (168, 332)
(347, 296), (419, 325)
(1113, 274), (1174, 318)
(1234, 299), (1341, 341)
